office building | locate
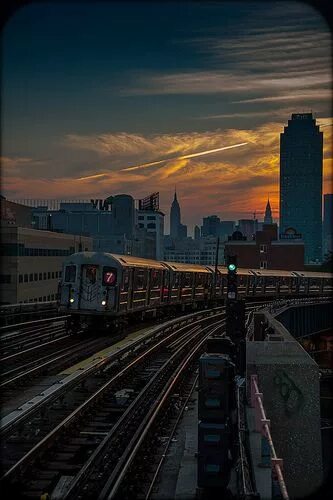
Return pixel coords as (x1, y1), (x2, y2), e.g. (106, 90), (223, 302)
(237, 219), (257, 240)
(201, 215), (220, 237)
(111, 194), (135, 239)
(137, 209), (165, 259)
(0, 197), (33, 228)
(323, 193), (333, 258)
(194, 225), (200, 241)
(219, 221), (235, 241)
(0, 226), (92, 304)
(164, 235), (223, 265)
(280, 113), (323, 263)
(224, 224), (304, 270)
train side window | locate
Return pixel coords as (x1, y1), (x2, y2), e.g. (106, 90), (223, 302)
(103, 267), (117, 286)
(19, 274), (23, 283)
(65, 265), (76, 283)
(39, 273), (42, 280)
(173, 272), (180, 288)
(151, 270), (161, 288)
(24, 274), (28, 283)
(182, 272), (192, 288)
(163, 270), (170, 287)
(135, 268), (147, 290)
(121, 269), (129, 291)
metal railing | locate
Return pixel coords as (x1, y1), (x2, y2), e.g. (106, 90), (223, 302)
(250, 374), (289, 500)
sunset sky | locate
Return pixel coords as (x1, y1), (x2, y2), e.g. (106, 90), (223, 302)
(2, 1), (332, 233)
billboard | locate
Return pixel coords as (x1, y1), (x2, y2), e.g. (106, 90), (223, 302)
(138, 192), (159, 211)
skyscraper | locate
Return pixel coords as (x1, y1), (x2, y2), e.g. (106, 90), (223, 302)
(170, 190), (181, 239)
(280, 113), (323, 263)
(323, 193), (333, 257)
(201, 215), (220, 237)
(264, 198), (273, 224)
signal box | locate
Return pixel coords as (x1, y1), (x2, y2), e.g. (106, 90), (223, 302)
(198, 354), (235, 422)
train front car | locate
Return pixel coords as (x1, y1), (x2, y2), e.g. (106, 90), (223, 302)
(59, 252), (120, 331)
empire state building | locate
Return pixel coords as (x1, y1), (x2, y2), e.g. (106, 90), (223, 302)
(170, 190), (181, 238)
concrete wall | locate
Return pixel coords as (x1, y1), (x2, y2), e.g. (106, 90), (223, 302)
(246, 312), (323, 498)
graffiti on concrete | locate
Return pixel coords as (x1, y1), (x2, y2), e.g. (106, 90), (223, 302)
(273, 369), (304, 417)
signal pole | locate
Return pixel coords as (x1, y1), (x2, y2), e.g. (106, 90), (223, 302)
(226, 255), (246, 375)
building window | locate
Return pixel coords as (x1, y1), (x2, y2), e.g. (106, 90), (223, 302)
(138, 223), (144, 228)
(19, 274), (23, 283)
(260, 244), (267, 253)
(260, 261), (267, 269)
(147, 223), (156, 229)
(39, 273), (42, 280)
(138, 215), (144, 220)
(147, 216), (155, 220)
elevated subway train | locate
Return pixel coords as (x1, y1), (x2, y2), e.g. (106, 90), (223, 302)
(58, 252), (333, 330)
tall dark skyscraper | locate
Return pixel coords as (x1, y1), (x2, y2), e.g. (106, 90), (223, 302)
(323, 193), (333, 257)
(170, 190), (181, 238)
(280, 113), (323, 263)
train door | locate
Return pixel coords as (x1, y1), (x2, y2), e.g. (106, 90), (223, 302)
(80, 264), (99, 310)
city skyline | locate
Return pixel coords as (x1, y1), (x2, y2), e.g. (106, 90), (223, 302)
(1, 1), (332, 229)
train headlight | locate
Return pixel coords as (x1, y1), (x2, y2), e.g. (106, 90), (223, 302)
(101, 300), (107, 306)
(228, 263), (237, 272)
(69, 298), (75, 303)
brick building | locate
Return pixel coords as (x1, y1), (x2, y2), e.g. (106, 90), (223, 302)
(224, 224), (304, 270)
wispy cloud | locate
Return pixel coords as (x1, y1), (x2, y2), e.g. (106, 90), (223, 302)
(3, 119), (332, 225)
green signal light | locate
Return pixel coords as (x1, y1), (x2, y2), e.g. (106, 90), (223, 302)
(228, 263), (237, 272)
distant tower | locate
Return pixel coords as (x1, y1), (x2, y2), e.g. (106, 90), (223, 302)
(280, 113), (323, 263)
(170, 190), (181, 239)
(194, 225), (200, 240)
(264, 198), (273, 224)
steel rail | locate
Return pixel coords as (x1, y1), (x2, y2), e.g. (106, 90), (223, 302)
(64, 322), (211, 500)
(144, 374), (199, 499)
(0, 314), (68, 335)
(0, 330), (69, 362)
(1, 313), (224, 482)
(100, 321), (224, 500)
(0, 307), (227, 438)
(0, 336), (100, 388)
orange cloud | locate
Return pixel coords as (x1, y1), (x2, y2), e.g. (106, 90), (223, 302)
(3, 119), (332, 230)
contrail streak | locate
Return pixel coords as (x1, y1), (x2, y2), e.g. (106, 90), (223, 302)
(121, 142), (249, 171)
(76, 141), (249, 180)
(77, 173), (108, 181)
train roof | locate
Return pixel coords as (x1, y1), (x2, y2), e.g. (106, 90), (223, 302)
(250, 269), (294, 277)
(107, 254), (166, 269)
(161, 261), (211, 273)
(292, 270), (333, 278)
(65, 252), (165, 269)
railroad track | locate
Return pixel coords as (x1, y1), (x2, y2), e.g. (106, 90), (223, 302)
(0, 307), (228, 499)
(0, 302), (271, 500)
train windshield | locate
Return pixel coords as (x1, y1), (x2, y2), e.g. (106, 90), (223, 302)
(64, 265), (76, 282)
(103, 267), (117, 286)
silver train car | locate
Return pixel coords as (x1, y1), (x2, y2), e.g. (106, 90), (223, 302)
(58, 252), (333, 329)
